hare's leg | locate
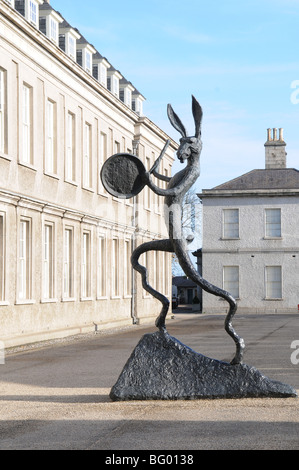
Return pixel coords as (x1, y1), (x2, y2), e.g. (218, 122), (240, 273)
(172, 239), (245, 364)
(131, 239), (173, 330)
(224, 294), (245, 365)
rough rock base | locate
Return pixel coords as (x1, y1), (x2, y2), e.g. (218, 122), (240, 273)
(110, 330), (297, 401)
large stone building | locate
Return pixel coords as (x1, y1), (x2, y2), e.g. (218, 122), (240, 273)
(0, 0), (177, 347)
(199, 128), (299, 314)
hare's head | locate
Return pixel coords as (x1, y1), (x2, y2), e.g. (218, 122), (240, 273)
(167, 96), (203, 163)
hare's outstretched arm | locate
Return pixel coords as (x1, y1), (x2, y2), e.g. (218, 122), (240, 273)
(152, 169), (172, 183)
(149, 140), (172, 183)
(172, 239), (245, 365)
(131, 239), (173, 330)
(144, 170), (198, 198)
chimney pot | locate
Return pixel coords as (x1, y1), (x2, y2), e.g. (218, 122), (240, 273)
(267, 128), (272, 141)
(264, 128), (287, 169)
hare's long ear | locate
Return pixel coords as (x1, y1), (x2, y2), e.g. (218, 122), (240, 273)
(167, 104), (187, 138)
(192, 95), (203, 138)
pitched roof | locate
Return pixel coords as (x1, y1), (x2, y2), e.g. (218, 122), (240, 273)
(212, 168), (299, 191)
(172, 276), (197, 287)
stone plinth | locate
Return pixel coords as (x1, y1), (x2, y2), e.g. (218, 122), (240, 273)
(110, 330), (297, 401)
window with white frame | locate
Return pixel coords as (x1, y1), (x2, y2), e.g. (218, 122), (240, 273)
(223, 209), (239, 239)
(145, 157), (151, 209)
(50, 17), (58, 43)
(124, 239), (131, 297)
(0, 69), (6, 154)
(46, 99), (56, 173)
(85, 51), (92, 74)
(63, 227), (73, 299)
(265, 209), (281, 238)
(97, 234), (106, 298)
(99, 64), (107, 87)
(82, 231), (91, 298)
(113, 76), (119, 97)
(83, 123), (91, 188)
(111, 238), (119, 297)
(43, 223), (54, 299)
(265, 266), (282, 299)
(68, 35), (76, 59)
(22, 84), (32, 164)
(223, 266), (239, 299)
(18, 218), (31, 300)
(66, 112), (75, 181)
(0, 215), (5, 302)
(29, 0), (38, 26)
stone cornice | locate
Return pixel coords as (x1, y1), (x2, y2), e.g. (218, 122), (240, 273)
(199, 189), (299, 199)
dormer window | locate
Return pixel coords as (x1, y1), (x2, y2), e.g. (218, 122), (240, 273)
(15, 0), (43, 27)
(68, 35), (76, 60)
(119, 80), (135, 109)
(76, 36), (96, 75)
(92, 53), (110, 87)
(29, 0), (37, 24)
(50, 17), (57, 42)
(107, 68), (122, 98)
(85, 50), (92, 75)
(100, 64), (107, 86)
(39, 4), (63, 45)
(132, 91), (145, 116)
(59, 21), (81, 61)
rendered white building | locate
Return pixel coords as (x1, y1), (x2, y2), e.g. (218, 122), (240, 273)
(199, 128), (299, 314)
(0, 0), (177, 347)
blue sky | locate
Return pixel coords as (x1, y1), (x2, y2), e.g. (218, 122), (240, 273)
(53, 0), (299, 192)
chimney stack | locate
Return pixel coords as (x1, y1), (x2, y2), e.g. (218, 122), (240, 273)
(264, 128), (287, 169)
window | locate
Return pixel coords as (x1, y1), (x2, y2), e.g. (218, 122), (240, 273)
(46, 99), (56, 174)
(63, 227), (73, 299)
(50, 17), (58, 43)
(114, 141), (120, 154)
(124, 239), (131, 297)
(83, 123), (91, 188)
(113, 76), (119, 96)
(43, 223), (54, 299)
(265, 209), (281, 238)
(145, 157), (151, 209)
(223, 209), (239, 239)
(99, 64), (107, 87)
(29, 0), (38, 25)
(82, 231), (91, 298)
(22, 84), (32, 164)
(223, 266), (239, 299)
(0, 215), (4, 302)
(265, 266), (282, 299)
(0, 69), (6, 154)
(112, 238), (119, 297)
(126, 89), (132, 108)
(68, 35), (75, 59)
(85, 51), (92, 74)
(18, 219), (31, 300)
(98, 132), (107, 192)
(66, 112), (75, 181)
(97, 234), (106, 297)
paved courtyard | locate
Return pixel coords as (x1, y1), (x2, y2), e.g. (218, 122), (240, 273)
(0, 312), (298, 450)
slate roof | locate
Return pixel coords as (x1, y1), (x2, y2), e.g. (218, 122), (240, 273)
(211, 168), (299, 191)
(172, 276), (197, 288)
